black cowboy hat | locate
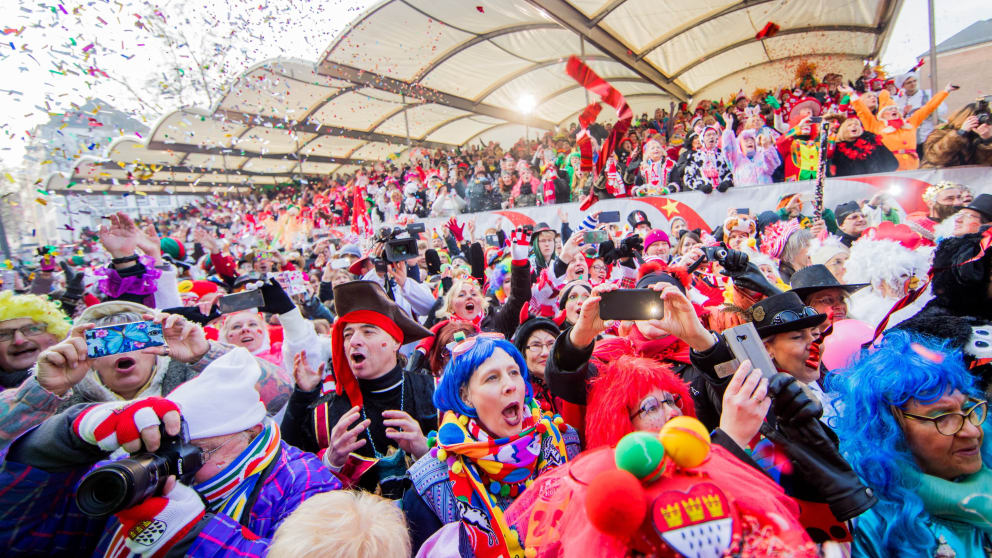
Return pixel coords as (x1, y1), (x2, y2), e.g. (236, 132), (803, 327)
(333, 280), (432, 344)
(533, 222), (557, 236)
(789, 264), (868, 301)
(746, 291), (827, 338)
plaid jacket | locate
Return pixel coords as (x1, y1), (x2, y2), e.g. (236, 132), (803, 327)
(0, 441), (341, 557)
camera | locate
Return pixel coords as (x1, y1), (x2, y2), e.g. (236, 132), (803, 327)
(701, 246), (728, 262)
(75, 419), (203, 517)
(975, 98), (991, 125)
(375, 225), (421, 264)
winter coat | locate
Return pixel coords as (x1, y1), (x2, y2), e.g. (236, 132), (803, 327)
(681, 148), (734, 193)
(852, 90), (948, 170)
(828, 131), (899, 177)
(0, 408), (341, 557)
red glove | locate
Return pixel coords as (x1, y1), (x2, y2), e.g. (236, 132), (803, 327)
(115, 479), (205, 556)
(73, 397), (180, 452)
(509, 229), (530, 263)
(446, 218), (465, 242)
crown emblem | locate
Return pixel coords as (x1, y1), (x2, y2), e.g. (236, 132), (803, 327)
(660, 503), (684, 528)
(682, 497), (704, 522)
(702, 494), (725, 518)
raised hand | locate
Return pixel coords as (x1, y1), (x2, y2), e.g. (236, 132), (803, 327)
(719, 360), (771, 449)
(568, 282), (618, 349)
(509, 228), (530, 261)
(36, 324), (95, 397)
(136, 224), (162, 263)
(383, 410), (429, 458)
(327, 406), (370, 468)
(98, 213), (140, 259)
(292, 352), (323, 393)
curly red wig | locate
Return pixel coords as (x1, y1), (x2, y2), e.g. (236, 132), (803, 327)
(585, 354), (695, 449)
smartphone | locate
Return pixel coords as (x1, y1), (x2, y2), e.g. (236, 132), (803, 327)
(719, 322), (779, 380)
(485, 234), (500, 247)
(598, 211), (621, 223)
(809, 116), (822, 124)
(406, 222), (426, 235)
(85, 321), (165, 359)
(599, 289), (664, 321)
(274, 270), (306, 296)
(737, 208), (749, 215)
(218, 289), (265, 314)
(583, 229), (610, 245)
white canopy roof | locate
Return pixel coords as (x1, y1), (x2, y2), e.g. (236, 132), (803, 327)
(46, 0), (900, 194)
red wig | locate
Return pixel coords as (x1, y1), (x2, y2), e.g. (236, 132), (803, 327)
(585, 355), (695, 449)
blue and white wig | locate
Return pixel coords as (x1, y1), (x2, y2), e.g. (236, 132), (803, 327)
(827, 329), (988, 556)
(433, 337), (533, 418)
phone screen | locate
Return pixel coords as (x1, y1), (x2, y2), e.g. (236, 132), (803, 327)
(583, 230), (610, 245)
(599, 289), (664, 321)
(85, 321), (166, 359)
(736, 208), (749, 215)
(218, 289), (265, 314)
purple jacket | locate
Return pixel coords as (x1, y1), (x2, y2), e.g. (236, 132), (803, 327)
(0, 408), (341, 557)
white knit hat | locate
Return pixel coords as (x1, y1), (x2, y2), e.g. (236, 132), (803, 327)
(167, 347), (265, 439)
(808, 235), (848, 267)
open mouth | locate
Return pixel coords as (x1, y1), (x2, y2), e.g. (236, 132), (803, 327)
(465, 301), (476, 314)
(349, 352), (367, 366)
(240, 335), (256, 345)
(501, 401), (522, 426)
(115, 356), (137, 373)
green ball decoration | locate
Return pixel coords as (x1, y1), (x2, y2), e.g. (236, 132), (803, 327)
(614, 431), (666, 482)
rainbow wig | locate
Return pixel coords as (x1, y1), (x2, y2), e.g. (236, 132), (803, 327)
(826, 329), (987, 556)
(0, 291), (71, 339)
(433, 337), (533, 418)
(487, 257), (511, 304)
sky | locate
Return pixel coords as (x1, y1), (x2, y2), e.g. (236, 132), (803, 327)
(0, 0), (989, 176)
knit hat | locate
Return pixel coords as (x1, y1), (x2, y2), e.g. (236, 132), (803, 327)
(834, 201), (861, 226)
(896, 71), (917, 88)
(512, 318), (561, 356)
(644, 230), (670, 250)
(166, 347), (266, 439)
(77, 301), (153, 324)
(558, 281), (593, 310)
(160, 237), (186, 261)
(759, 220), (801, 260)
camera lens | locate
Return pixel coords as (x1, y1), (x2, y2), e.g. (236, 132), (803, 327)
(75, 454), (164, 517)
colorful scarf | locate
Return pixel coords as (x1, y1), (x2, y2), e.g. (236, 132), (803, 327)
(433, 400), (569, 558)
(104, 420), (280, 558)
(193, 419), (281, 520)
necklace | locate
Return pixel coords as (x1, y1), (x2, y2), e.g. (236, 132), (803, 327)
(360, 376), (405, 459)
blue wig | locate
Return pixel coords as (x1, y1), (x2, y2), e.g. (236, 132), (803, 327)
(433, 337), (533, 418)
(826, 329), (983, 556)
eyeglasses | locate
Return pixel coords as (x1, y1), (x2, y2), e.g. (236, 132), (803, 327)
(199, 433), (244, 462)
(768, 306), (819, 326)
(590, 264), (607, 273)
(0, 323), (49, 343)
(630, 393), (682, 420)
(526, 340), (555, 354)
(898, 399), (988, 436)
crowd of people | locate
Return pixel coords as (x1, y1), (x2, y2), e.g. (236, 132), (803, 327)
(0, 59), (990, 558)
(263, 62), (990, 227)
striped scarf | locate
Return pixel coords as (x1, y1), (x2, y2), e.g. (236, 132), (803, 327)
(193, 419), (281, 520)
(434, 400), (569, 558)
(103, 420), (280, 558)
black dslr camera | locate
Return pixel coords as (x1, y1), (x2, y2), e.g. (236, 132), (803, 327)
(374, 225), (422, 266)
(976, 97), (991, 126)
(75, 419), (203, 517)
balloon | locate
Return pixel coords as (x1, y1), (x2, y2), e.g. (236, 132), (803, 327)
(822, 319), (874, 371)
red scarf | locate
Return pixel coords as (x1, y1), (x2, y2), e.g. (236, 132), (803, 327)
(593, 326), (691, 366)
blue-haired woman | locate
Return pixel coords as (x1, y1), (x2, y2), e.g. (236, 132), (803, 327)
(403, 336), (580, 557)
(829, 330), (992, 557)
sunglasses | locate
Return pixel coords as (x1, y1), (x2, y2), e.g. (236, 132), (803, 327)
(768, 306), (819, 326)
(447, 332), (505, 360)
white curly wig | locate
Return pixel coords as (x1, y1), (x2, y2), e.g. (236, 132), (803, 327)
(845, 237), (932, 291)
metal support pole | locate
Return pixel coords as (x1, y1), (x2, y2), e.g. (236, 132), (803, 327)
(927, 0), (940, 128)
(401, 94), (412, 147)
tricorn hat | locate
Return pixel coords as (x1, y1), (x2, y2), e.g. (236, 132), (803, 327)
(331, 281), (433, 406)
(789, 264), (868, 301)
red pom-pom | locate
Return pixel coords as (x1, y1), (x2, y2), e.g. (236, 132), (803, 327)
(585, 469), (646, 539)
